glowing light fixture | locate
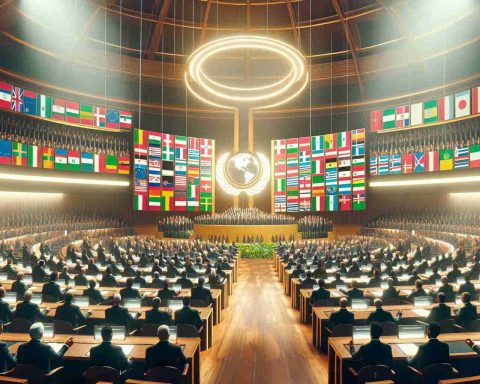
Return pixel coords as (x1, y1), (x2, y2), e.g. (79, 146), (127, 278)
(370, 175), (480, 188)
(185, 35), (308, 110)
(0, 173), (130, 187)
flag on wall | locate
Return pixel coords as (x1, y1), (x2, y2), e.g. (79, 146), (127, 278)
(410, 102), (423, 126)
(54, 148), (68, 170)
(0, 140), (11, 165)
(22, 89), (37, 115)
(11, 87), (23, 112)
(423, 99), (438, 123)
(352, 129), (365, 156)
(200, 138), (213, 212)
(106, 110), (120, 129)
(0, 82), (12, 109)
(298, 137), (311, 212)
(286, 138), (299, 212)
(395, 105), (409, 127)
(455, 90), (470, 118)
(414, 152), (425, 173)
(454, 146), (469, 169)
(68, 150), (81, 171)
(188, 137), (200, 212)
(353, 193), (366, 211)
(370, 110), (382, 132)
(326, 194), (338, 212)
(118, 156), (130, 175)
(473, 86), (480, 115)
(94, 106), (106, 128)
(12, 142), (27, 166)
(439, 148), (454, 171)
(119, 111), (132, 129)
(105, 154), (118, 173)
(42, 147), (54, 169)
(148, 131), (162, 210)
(81, 152), (94, 172)
(470, 144), (480, 168)
(382, 108), (395, 129)
(27, 144), (41, 168)
(369, 156), (378, 176)
(339, 195), (351, 211)
(389, 154), (401, 174)
(273, 139), (287, 212)
(80, 104), (94, 125)
(401, 154), (413, 174)
(439, 95), (454, 121)
(37, 94), (51, 118)
(66, 101), (80, 123)
(426, 150), (439, 172)
(94, 153), (106, 173)
(337, 131), (351, 158)
(378, 155), (389, 175)
(174, 135), (188, 211)
(51, 98), (66, 121)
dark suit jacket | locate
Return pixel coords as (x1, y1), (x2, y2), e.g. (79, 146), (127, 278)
(145, 308), (173, 325)
(55, 303), (87, 328)
(89, 341), (130, 371)
(83, 287), (105, 304)
(101, 274), (118, 287)
(425, 303), (451, 324)
(0, 299), (14, 324)
(367, 308), (395, 324)
(120, 287), (141, 300)
(456, 303), (478, 327)
(327, 308), (354, 329)
(41, 282), (64, 301)
(105, 305), (135, 328)
(345, 288), (364, 300)
(2, 264), (17, 280)
(32, 265), (48, 283)
(409, 338), (449, 369)
(14, 301), (45, 323)
(176, 277), (194, 289)
(74, 274), (88, 287)
(190, 286), (213, 305)
(438, 284), (455, 302)
(16, 339), (68, 372)
(310, 288), (331, 304)
(0, 341), (15, 372)
(458, 282), (477, 298)
(382, 287), (399, 301)
(157, 288), (177, 302)
(11, 281), (28, 298)
(352, 339), (393, 368)
(174, 306), (203, 329)
(145, 341), (187, 370)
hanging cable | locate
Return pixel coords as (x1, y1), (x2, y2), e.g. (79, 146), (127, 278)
(309, 0), (312, 136)
(138, 0), (143, 128)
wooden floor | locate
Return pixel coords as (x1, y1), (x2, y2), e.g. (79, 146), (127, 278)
(201, 258), (328, 384)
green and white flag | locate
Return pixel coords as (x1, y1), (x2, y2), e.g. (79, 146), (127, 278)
(37, 94), (52, 118)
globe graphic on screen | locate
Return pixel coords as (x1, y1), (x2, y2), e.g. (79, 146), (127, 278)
(226, 152), (260, 187)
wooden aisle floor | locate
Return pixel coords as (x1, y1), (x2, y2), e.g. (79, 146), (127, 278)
(201, 258), (328, 384)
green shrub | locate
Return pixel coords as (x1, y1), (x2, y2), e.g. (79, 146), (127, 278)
(238, 243), (277, 259)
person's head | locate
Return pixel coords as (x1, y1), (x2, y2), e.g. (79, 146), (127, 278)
(16, 272), (23, 281)
(305, 270), (312, 278)
(38, 260), (45, 267)
(23, 290), (32, 302)
(183, 296), (190, 307)
(64, 292), (74, 304)
(136, 270), (142, 278)
(350, 280), (357, 289)
(198, 277), (205, 287)
(101, 326), (113, 342)
(374, 299), (383, 309)
(437, 292), (446, 304)
(427, 323), (441, 339)
(112, 294), (121, 305)
(335, 272), (341, 280)
(465, 274), (471, 282)
(415, 280), (423, 289)
(89, 258), (94, 264)
(152, 297), (161, 309)
(162, 280), (169, 289)
(153, 271), (160, 280)
(412, 269), (418, 276)
(0, 287), (5, 299)
(374, 269), (380, 278)
(432, 266), (438, 273)
(453, 263), (459, 271)
(29, 322), (44, 341)
(157, 324), (170, 341)
(105, 266), (112, 275)
(126, 277), (134, 287)
(170, 260), (175, 266)
(339, 298), (348, 309)
(80, 267), (86, 276)
(387, 278), (394, 288)
(462, 292), (471, 304)
(441, 276), (448, 285)
(89, 279), (97, 289)
(318, 279), (325, 288)
(370, 322), (383, 340)
(50, 272), (58, 282)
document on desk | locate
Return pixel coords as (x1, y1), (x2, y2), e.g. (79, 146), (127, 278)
(400, 289), (412, 295)
(120, 344), (134, 356)
(398, 343), (419, 356)
(412, 309), (430, 317)
(48, 343), (65, 353)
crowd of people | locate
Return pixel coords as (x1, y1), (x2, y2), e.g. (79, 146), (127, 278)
(195, 208), (296, 225)
(158, 216), (193, 239)
(298, 216), (332, 239)
(369, 119), (480, 157)
(0, 112), (130, 157)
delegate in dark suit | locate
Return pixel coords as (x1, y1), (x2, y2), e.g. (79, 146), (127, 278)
(175, 306), (203, 330)
(105, 305), (137, 328)
(190, 286), (213, 305)
(409, 338), (449, 369)
(16, 340), (68, 372)
(0, 298), (14, 324)
(89, 341), (130, 371)
(425, 303), (451, 324)
(145, 308), (173, 325)
(14, 301), (46, 323)
(145, 341), (187, 370)
(55, 302), (88, 328)
(0, 341), (15, 372)
(352, 339), (393, 368)
(41, 282), (64, 302)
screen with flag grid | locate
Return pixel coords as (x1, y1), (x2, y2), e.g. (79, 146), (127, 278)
(134, 129), (214, 212)
(272, 129), (366, 213)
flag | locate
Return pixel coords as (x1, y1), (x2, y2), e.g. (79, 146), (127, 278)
(105, 155), (118, 173)
(311, 135), (325, 175)
(286, 138), (299, 212)
(439, 148), (454, 171)
(339, 195), (351, 211)
(402, 154), (413, 174)
(174, 135), (188, 211)
(118, 156), (130, 174)
(81, 152), (94, 172)
(37, 94), (52, 118)
(161, 188), (174, 211)
(454, 146), (469, 169)
(473, 86), (480, 115)
(22, 89), (36, 115)
(68, 150), (81, 171)
(65, 101), (80, 123)
(353, 193), (366, 211)
(200, 138), (214, 212)
(200, 194), (212, 212)
(370, 156), (378, 176)
(54, 149), (67, 170)
(12, 142), (27, 166)
(382, 108), (395, 129)
(410, 102), (423, 126)
(94, 106), (106, 127)
(470, 144), (480, 168)
(162, 133), (174, 161)
(389, 154), (401, 174)
(426, 150), (439, 172)
(326, 194), (338, 212)
(352, 128), (365, 156)
(312, 195), (324, 212)
(134, 194), (147, 210)
(273, 139), (287, 213)
(119, 111), (132, 129)
(134, 129), (148, 157)
(395, 105), (409, 127)
(11, 87), (23, 112)
(455, 90), (470, 118)
(0, 140), (11, 165)
(423, 99), (438, 123)
(42, 147), (54, 169)
(27, 144), (41, 168)
(80, 104), (94, 125)
(378, 155), (389, 175)
(106, 109), (120, 128)
(337, 131), (351, 158)
(414, 152), (425, 173)
(94, 154), (106, 173)
(51, 98), (66, 121)
(438, 94), (454, 121)
(370, 110), (382, 132)
(0, 82), (12, 109)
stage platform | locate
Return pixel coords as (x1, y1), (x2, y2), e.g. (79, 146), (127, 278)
(193, 224), (299, 242)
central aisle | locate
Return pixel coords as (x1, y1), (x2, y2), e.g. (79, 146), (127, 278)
(201, 258), (328, 384)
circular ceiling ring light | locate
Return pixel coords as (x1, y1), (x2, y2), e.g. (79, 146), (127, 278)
(185, 35), (309, 110)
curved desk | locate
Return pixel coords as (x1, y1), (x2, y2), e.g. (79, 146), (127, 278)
(193, 224), (299, 242)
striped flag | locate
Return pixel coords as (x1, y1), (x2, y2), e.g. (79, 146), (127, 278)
(426, 150), (439, 172)
(68, 150), (81, 171)
(382, 108), (395, 129)
(27, 144), (41, 168)
(54, 148), (68, 170)
(370, 110), (382, 132)
(0, 140), (11, 165)
(389, 154), (401, 174)
(51, 98), (66, 121)
(119, 111), (132, 129)
(454, 146), (469, 169)
(105, 155), (118, 173)
(66, 101), (80, 123)
(439, 94), (454, 121)
(470, 144), (480, 168)
(94, 154), (106, 173)
(370, 156), (378, 176)
(395, 105), (409, 127)
(410, 102), (423, 126)
(0, 82), (12, 109)
(118, 156), (131, 174)
(80, 104), (94, 125)
(37, 94), (52, 118)
(81, 152), (94, 172)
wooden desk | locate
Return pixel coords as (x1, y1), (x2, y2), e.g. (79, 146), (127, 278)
(299, 289), (346, 324)
(0, 333), (200, 384)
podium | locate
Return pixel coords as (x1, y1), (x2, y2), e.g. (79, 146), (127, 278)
(193, 224), (299, 242)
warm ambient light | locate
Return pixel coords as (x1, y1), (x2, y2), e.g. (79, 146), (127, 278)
(370, 175), (480, 188)
(449, 192), (480, 198)
(185, 35), (308, 110)
(0, 173), (130, 187)
(0, 191), (64, 198)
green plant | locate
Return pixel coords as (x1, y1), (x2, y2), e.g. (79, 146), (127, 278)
(238, 243), (277, 259)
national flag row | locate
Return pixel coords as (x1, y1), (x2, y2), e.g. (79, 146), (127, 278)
(370, 85), (480, 131)
(134, 129), (214, 212)
(370, 145), (480, 176)
(272, 128), (366, 213)
(0, 81), (132, 130)
(0, 139), (130, 174)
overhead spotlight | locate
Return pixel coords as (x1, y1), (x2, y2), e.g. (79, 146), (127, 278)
(0, 173), (130, 187)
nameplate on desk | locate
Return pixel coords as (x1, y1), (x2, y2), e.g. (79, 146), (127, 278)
(412, 309), (430, 317)
(398, 343), (419, 356)
(400, 290), (412, 295)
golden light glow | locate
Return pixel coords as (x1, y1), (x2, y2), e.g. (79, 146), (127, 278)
(370, 175), (480, 188)
(0, 173), (130, 187)
(185, 35), (308, 110)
